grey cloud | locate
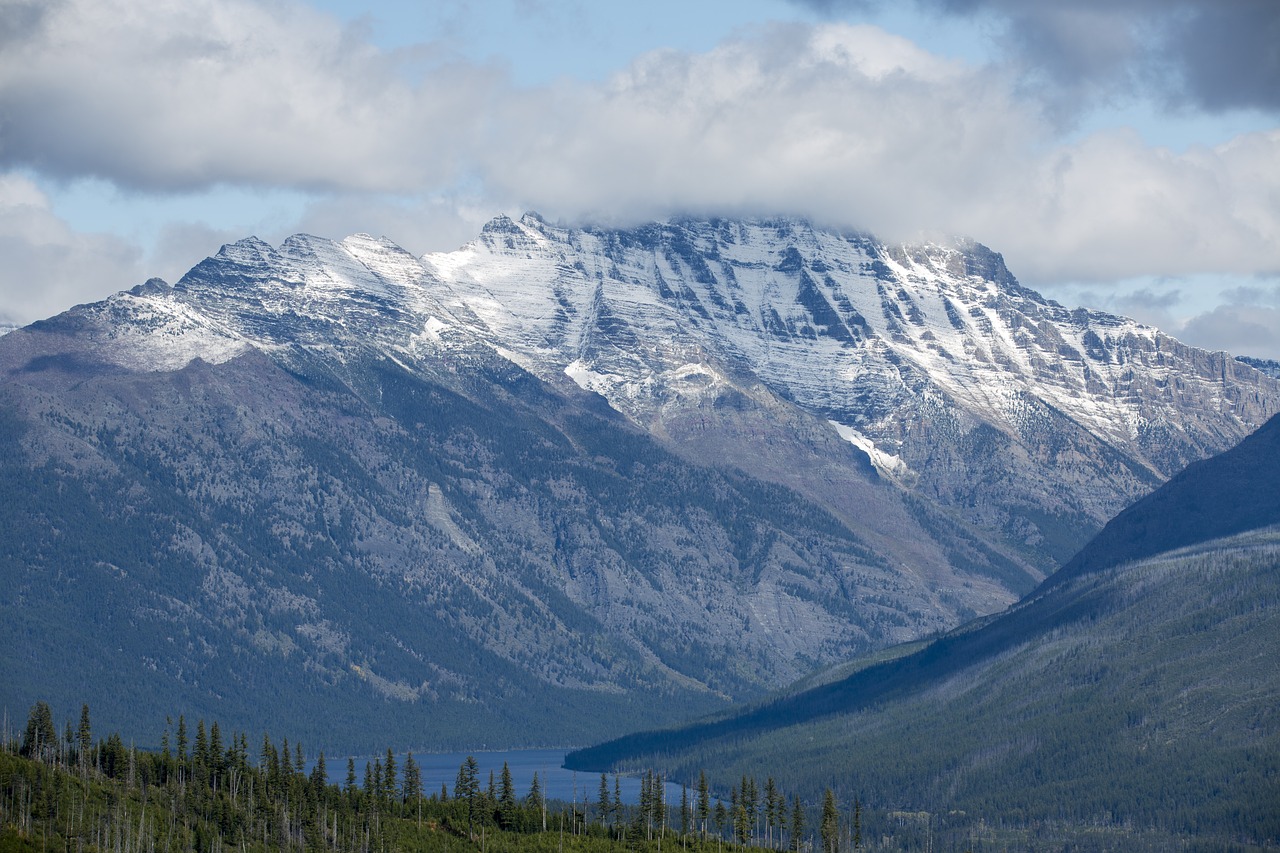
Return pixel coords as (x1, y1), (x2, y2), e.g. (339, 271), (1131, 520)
(0, 175), (144, 325)
(791, 0), (1280, 115)
(1179, 303), (1280, 361)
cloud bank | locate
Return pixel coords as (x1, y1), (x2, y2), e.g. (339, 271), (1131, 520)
(1, 0), (1277, 354)
(791, 0), (1280, 115)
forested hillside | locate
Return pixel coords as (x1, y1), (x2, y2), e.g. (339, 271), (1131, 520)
(567, 417), (1280, 850)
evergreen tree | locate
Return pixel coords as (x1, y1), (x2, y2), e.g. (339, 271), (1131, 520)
(311, 751), (328, 790)
(791, 795), (806, 853)
(765, 777), (780, 848)
(455, 755), (481, 833)
(346, 757), (357, 793)
(598, 772), (611, 826)
(499, 762), (517, 828)
(714, 800), (728, 840)
(20, 701), (55, 761)
(654, 772), (667, 837)
(732, 787), (748, 844)
(176, 715), (188, 768)
(403, 752), (421, 805)
(194, 719), (209, 784)
(821, 789), (839, 853)
(526, 772), (541, 806)
(697, 770), (710, 839)
(681, 784), (691, 837)
(195, 720), (209, 768)
(853, 797), (863, 851)
(209, 721), (224, 778)
(77, 704), (92, 765)
(383, 748), (398, 807)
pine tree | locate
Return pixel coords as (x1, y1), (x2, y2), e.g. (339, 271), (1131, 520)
(698, 770), (710, 839)
(77, 704), (92, 767)
(455, 755), (481, 834)
(403, 753), (421, 805)
(614, 776), (622, 833)
(791, 795), (806, 853)
(821, 789), (839, 853)
(311, 751), (328, 790)
(765, 777), (780, 848)
(681, 784), (691, 837)
(526, 772), (541, 806)
(176, 715), (188, 768)
(209, 721), (224, 779)
(195, 720), (209, 767)
(20, 701), (55, 762)
(853, 797), (863, 851)
(598, 773), (611, 827)
(194, 720), (210, 785)
(499, 761), (516, 828)
(383, 749), (397, 807)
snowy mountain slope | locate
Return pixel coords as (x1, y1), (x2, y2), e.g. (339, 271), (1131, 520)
(3, 214), (1278, 751)
(426, 215), (1280, 569)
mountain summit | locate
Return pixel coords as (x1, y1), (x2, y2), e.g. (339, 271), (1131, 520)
(2, 215), (1277, 749)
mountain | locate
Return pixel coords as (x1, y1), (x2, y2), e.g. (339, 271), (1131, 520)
(427, 215), (1278, 574)
(566, 413), (1280, 849)
(1, 216), (1277, 753)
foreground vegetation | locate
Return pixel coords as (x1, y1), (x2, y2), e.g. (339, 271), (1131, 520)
(2, 701), (883, 853)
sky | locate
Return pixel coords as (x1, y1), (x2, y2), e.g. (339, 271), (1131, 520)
(2, 0), (1278, 357)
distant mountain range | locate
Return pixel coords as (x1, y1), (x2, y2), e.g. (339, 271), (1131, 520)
(2, 215), (1277, 752)
(567, 412), (1280, 848)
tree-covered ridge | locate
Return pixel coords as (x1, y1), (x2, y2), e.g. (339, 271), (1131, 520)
(566, 529), (1280, 851)
(2, 702), (867, 853)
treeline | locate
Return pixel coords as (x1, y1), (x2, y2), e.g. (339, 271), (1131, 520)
(1, 701), (864, 853)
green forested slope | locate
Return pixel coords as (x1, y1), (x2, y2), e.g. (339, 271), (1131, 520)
(571, 529), (1280, 848)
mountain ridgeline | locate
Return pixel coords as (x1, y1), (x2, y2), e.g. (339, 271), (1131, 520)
(2, 214), (1278, 752)
(566, 413), (1280, 848)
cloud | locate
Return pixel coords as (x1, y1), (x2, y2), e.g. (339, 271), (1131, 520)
(1, 0), (1277, 323)
(1179, 299), (1280, 361)
(0, 173), (144, 325)
(790, 0), (1280, 115)
(972, 128), (1280, 285)
(486, 23), (1046, 239)
(0, 0), (498, 192)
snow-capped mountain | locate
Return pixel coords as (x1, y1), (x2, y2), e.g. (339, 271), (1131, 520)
(426, 214), (1276, 565)
(2, 214), (1277, 750)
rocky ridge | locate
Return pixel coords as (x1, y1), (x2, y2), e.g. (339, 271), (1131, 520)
(2, 214), (1278, 749)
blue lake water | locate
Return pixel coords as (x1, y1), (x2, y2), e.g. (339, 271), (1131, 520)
(346, 749), (686, 807)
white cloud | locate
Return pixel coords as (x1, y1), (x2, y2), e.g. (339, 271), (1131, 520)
(0, 173), (143, 325)
(485, 23), (1046, 238)
(974, 129), (1280, 286)
(0, 0), (495, 192)
(1, 1), (1277, 329)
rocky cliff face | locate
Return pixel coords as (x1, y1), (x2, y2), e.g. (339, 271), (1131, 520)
(427, 215), (1278, 569)
(2, 215), (1276, 750)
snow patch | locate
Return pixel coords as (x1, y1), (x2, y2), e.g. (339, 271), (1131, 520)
(829, 420), (911, 478)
